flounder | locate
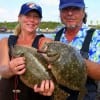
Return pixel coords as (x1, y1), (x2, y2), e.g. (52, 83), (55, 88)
(11, 45), (68, 100)
(39, 41), (87, 100)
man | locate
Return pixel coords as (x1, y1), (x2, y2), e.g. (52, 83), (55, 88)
(34, 0), (100, 99)
(55, 0), (100, 99)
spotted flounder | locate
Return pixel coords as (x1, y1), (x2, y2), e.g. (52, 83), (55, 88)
(39, 41), (87, 100)
(11, 45), (68, 100)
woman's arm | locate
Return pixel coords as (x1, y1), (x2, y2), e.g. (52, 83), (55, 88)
(0, 38), (13, 78)
(38, 37), (53, 50)
(0, 38), (26, 78)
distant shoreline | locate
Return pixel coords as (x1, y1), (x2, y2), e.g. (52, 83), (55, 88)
(0, 32), (56, 40)
(0, 29), (56, 34)
(0, 31), (56, 34)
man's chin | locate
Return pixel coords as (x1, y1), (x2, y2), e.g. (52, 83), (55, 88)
(66, 24), (80, 29)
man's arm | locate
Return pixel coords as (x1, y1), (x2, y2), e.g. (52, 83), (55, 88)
(85, 59), (100, 80)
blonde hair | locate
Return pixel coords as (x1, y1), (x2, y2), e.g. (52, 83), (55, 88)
(14, 24), (21, 35)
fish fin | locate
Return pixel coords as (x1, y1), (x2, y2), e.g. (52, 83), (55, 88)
(78, 87), (87, 100)
(52, 85), (69, 100)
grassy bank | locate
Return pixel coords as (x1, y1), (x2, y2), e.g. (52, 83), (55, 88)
(0, 21), (63, 30)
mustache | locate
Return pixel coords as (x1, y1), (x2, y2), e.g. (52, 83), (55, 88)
(66, 17), (75, 20)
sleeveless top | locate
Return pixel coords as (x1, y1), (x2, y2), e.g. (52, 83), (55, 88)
(0, 35), (52, 100)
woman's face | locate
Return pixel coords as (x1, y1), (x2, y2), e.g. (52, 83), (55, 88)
(18, 11), (41, 33)
(60, 6), (85, 29)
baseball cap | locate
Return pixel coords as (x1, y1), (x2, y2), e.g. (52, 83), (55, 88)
(59, 0), (85, 10)
(19, 2), (42, 18)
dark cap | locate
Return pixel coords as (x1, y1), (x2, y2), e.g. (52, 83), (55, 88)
(59, 0), (85, 10)
(19, 2), (42, 18)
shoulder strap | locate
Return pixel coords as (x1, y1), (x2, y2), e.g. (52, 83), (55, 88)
(54, 27), (65, 41)
(8, 35), (18, 59)
(80, 28), (95, 59)
(80, 28), (97, 92)
(32, 34), (44, 49)
(8, 35), (18, 47)
(8, 34), (44, 57)
(8, 34), (44, 48)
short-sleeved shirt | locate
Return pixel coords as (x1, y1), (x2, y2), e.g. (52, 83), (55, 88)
(59, 24), (100, 64)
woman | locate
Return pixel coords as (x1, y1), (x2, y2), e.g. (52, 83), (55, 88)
(0, 2), (54, 100)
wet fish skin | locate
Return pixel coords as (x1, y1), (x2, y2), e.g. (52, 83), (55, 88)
(11, 45), (68, 100)
(40, 41), (87, 100)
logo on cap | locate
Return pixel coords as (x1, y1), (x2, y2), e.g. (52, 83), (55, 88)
(27, 3), (36, 9)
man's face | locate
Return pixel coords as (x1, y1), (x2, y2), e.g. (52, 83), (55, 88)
(60, 6), (85, 29)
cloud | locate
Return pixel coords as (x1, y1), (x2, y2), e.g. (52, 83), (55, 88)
(39, 0), (59, 6)
(0, 8), (8, 22)
(0, 7), (18, 22)
(36, 0), (59, 22)
(0, 8), (6, 14)
(0, 0), (60, 22)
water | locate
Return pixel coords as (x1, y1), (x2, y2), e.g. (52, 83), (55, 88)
(0, 33), (12, 40)
(0, 32), (56, 40)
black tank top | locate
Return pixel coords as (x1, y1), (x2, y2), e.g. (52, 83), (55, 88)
(0, 35), (52, 100)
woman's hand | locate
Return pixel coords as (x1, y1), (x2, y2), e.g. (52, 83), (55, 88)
(33, 80), (54, 96)
(9, 57), (26, 75)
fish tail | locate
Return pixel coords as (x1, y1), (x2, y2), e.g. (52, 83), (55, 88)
(52, 85), (69, 100)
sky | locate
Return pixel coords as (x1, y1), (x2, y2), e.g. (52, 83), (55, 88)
(0, 0), (100, 24)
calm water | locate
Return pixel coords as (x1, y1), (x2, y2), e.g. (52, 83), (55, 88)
(0, 33), (12, 40)
(0, 32), (56, 40)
